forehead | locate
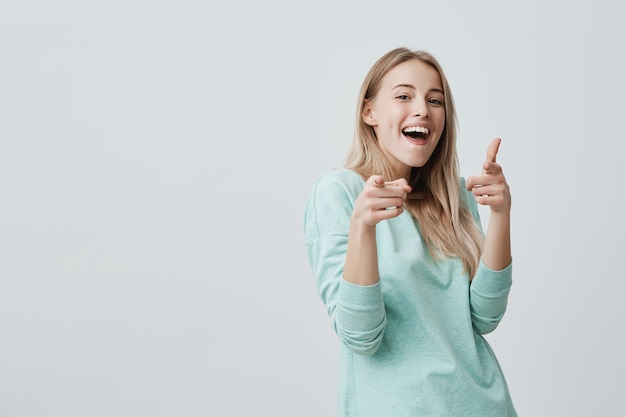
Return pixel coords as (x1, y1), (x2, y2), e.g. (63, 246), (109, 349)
(381, 59), (443, 90)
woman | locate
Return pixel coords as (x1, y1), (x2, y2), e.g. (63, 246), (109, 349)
(303, 47), (516, 416)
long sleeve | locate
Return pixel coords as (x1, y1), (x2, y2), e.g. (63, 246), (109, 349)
(469, 261), (512, 334)
(304, 170), (386, 355)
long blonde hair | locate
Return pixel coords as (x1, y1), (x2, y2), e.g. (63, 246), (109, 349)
(345, 47), (483, 278)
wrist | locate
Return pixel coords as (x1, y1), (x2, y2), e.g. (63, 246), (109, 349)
(489, 206), (511, 217)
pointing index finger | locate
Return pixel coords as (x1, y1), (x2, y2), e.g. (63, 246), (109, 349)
(486, 137), (501, 163)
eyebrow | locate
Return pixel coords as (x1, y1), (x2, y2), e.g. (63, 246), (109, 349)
(392, 84), (444, 94)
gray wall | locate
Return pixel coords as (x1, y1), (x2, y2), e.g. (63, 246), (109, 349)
(1, 0), (624, 416)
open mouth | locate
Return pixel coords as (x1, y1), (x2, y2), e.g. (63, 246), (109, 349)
(402, 126), (429, 140)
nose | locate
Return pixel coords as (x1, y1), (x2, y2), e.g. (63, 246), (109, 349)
(412, 98), (429, 118)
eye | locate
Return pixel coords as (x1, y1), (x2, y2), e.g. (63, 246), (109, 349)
(396, 94), (411, 101)
(428, 98), (443, 106)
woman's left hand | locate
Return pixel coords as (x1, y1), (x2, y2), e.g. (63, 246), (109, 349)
(466, 138), (511, 214)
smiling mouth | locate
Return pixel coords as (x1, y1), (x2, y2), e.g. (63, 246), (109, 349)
(402, 126), (429, 139)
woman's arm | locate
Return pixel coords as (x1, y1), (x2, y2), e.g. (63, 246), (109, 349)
(343, 175), (411, 285)
(466, 138), (513, 334)
(304, 171), (410, 355)
(466, 138), (512, 270)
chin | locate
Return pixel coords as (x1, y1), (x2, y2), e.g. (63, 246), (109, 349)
(407, 153), (435, 168)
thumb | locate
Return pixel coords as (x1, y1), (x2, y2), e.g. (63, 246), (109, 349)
(370, 175), (385, 187)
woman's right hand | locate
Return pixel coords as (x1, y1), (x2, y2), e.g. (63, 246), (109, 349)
(353, 175), (412, 227)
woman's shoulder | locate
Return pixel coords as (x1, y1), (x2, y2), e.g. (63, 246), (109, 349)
(304, 169), (363, 237)
(457, 176), (470, 198)
(457, 176), (480, 221)
(309, 168), (365, 196)
(316, 168), (365, 184)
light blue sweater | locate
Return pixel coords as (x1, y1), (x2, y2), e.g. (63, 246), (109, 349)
(304, 169), (517, 417)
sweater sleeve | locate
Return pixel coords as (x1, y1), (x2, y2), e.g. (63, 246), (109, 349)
(461, 177), (513, 335)
(303, 171), (386, 356)
(470, 261), (512, 335)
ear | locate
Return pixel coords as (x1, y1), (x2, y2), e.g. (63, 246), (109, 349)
(362, 99), (377, 127)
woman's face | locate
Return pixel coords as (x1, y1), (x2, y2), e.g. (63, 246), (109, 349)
(363, 59), (446, 180)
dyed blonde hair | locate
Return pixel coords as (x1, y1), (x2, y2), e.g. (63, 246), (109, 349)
(345, 47), (483, 278)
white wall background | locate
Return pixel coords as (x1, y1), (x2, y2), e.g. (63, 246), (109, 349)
(1, 0), (624, 416)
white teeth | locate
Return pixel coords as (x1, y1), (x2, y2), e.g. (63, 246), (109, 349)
(402, 126), (429, 134)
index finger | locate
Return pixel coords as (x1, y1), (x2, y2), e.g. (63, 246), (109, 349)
(486, 137), (501, 163)
(385, 178), (408, 187)
(385, 178), (412, 193)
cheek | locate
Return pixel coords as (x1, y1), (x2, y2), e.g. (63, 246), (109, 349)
(390, 104), (407, 117)
(377, 112), (399, 131)
(436, 110), (446, 128)
(385, 108), (406, 128)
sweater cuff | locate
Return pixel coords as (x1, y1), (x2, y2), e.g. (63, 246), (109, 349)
(471, 260), (513, 296)
(336, 277), (385, 331)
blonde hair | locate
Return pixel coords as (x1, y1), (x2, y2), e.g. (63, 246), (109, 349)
(345, 47), (483, 278)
